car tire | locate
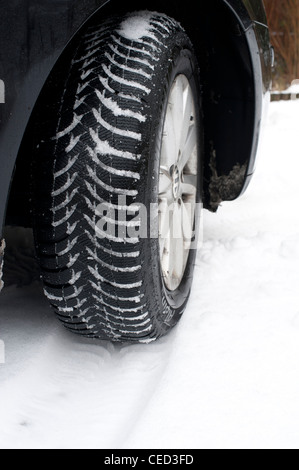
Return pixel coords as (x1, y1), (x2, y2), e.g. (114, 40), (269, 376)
(32, 11), (203, 343)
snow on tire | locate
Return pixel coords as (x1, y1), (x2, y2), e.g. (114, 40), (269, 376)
(32, 11), (203, 343)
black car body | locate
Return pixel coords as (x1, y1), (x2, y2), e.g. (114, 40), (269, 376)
(0, 0), (272, 283)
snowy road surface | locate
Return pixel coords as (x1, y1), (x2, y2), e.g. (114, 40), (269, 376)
(0, 101), (299, 449)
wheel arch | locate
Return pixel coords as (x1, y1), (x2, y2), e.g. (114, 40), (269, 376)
(6, 0), (259, 226)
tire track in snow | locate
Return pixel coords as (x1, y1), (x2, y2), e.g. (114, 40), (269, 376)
(0, 283), (176, 448)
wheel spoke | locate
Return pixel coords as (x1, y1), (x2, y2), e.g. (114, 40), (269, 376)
(179, 84), (194, 155)
(181, 201), (194, 245)
(161, 207), (174, 279)
(181, 174), (197, 196)
(161, 112), (177, 168)
(174, 236), (185, 280)
(170, 80), (184, 158)
(159, 197), (171, 244)
(160, 166), (172, 179)
(172, 202), (182, 240)
(172, 207), (185, 280)
(159, 172), (172, 198)
(179, 124), (197, 171)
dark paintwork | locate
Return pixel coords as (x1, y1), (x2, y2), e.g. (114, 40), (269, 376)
(0, 0), (109, 233)
(0, 0), (272, 235)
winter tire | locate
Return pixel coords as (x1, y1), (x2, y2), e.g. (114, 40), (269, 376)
(32, 11), (203, 343)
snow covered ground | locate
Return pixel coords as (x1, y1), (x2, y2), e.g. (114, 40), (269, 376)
(0, 100), (299, 449)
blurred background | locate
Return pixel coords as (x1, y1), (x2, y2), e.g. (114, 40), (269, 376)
(264, 0), (299, 90)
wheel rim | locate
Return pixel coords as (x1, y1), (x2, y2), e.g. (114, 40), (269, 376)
(158, 74), (199, 292)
